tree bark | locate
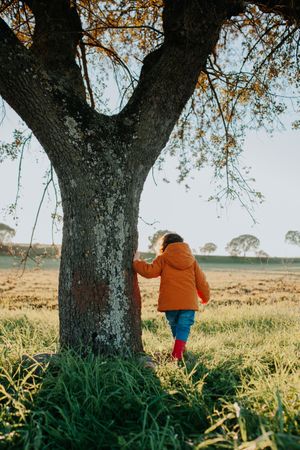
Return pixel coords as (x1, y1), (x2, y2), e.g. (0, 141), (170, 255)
(57, 133), (145, 354)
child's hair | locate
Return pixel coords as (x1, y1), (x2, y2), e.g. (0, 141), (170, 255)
(160, 233), (184, 253)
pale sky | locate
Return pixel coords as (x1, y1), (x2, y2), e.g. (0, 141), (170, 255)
(0, 105), (299, 257)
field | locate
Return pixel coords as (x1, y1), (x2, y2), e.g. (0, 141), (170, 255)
(0, 260), (299, 449)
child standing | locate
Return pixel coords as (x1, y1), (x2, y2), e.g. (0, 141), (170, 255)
(133, 233), (210, 360)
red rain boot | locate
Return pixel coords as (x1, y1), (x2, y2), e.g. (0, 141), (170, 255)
(172, 339), (186, 360)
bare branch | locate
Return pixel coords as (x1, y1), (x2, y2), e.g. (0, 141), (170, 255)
(50, 164), (61, 246)
(14, 133), (32, 220)
(79, 39), (95, 109)
(0, 98), (5, 126)
(18, 168), (53, 274)
(228, 25), (298, 123)
(86, 24), (163, 36)
(84, 32), (138, 84)
(138, 216), (159, 227)
(205, 67), (230, 189)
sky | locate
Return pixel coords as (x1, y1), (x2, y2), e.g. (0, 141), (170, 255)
(0, 105), (299, 257)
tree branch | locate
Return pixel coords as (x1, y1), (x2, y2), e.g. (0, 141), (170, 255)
(23, 0), (86, 98)
(249, 1), (300, 24)
(0, 17), (108, 175)
(0, 18), (58, 145)
(119, 0), (245, 170)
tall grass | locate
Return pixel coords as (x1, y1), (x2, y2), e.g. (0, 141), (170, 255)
(0, 304), (299, 449)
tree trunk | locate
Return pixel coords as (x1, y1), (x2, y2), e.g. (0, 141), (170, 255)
(57, 148), (145, 355)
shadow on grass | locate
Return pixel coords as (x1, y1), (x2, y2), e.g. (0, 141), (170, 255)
(0, 350), (232, 449)
(1, 350), (299, 450)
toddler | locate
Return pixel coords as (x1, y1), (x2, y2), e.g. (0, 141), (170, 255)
(133, 233), (210, 360)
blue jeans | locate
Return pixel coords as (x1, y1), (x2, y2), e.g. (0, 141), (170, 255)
(165, 310), (195, 342)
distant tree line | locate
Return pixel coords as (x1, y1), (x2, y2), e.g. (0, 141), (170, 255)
(148, 229), (300, 257)
(1, 224), (300, 258)
(0, 223), (15, 244)
(285, 230), (300, 247)
(0, 223), (60, 258)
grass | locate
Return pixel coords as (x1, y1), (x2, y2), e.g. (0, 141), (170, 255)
(0, 299), (299, 449)
(1, 254), (300, 272)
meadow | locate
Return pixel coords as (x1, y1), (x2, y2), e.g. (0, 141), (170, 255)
(0, 260), (299, 449)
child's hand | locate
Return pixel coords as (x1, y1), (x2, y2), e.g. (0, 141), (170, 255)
(133, 250), (140, 261)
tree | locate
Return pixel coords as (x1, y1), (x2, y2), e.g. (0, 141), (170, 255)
(148, 229), (172, 253)
(0, 1), (299, 355)
(256, 249), (269, 263)
(285, 230), (300, 247)
(199, 242), (217, 255)
(256, 250), (269, 259)
(0, 223), (15, 244)
(226, 234), (260, 257)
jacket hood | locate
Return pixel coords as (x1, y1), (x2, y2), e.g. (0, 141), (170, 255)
(163, 242), (195, 270)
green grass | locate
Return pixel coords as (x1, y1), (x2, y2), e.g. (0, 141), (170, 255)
(140, 253), (300, 272)
(0, 255), (60, 271)
(0, 305), (299, 449)
(1, 253), (300, 271)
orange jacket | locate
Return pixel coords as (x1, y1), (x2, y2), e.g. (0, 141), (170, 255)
(133, 242), (210, 311)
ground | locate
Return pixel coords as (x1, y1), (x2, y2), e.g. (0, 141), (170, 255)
(0, 262), (299, 310)
(0, 260), (299, 449)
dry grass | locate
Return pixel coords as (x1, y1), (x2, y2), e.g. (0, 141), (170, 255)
(139, 270), (300, 324)
(0, 269), (58, 310)
(1, 267), (299, 313)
